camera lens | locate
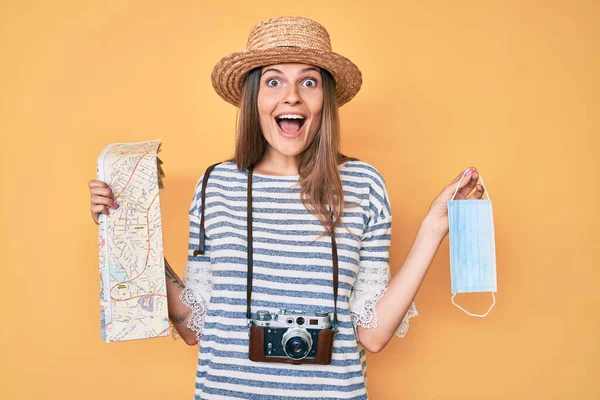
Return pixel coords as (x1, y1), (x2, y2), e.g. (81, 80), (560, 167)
(282, 328), (313, 360)
(284, 337), (309, 359)
(290, 338), (305, 353)
(296, 317), (305, 325)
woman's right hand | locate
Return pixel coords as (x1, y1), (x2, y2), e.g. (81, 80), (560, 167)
(88, 180), (119, 225)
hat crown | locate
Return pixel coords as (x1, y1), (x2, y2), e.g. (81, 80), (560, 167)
(246, 16), (332, 52)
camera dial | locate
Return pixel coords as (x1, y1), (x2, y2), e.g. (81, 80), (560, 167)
(256, 310), (272, 321)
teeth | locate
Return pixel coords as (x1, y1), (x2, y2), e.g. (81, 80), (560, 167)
(277, 114), (305, 120)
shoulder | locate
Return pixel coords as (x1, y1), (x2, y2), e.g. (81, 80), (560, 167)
(189, 161), (241, 214)
(339, 159), (388, 194)
(193, 161), (241, 190)
(340, 160), (391, 221)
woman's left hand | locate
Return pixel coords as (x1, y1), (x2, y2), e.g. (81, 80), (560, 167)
(424, 166), (486, 238)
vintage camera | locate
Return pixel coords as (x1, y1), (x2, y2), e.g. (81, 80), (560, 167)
(248, 308), (335, 365)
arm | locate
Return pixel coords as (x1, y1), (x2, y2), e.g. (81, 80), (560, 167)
(357, 216), (444, 353)
(357, 166), (484, 352)
(166, 174), (213, 346)
(164, 257), (200, 345)
(349, 166), (419, 353)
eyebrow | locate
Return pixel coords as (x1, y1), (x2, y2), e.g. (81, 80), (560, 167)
(261, 67), (320, 76)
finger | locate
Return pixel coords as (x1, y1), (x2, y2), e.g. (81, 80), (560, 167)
(468, 184), (485, 199)
(91, 204), (110, 224)
(447, 168), (476, 199)
(91, 204), (110, 215)
(451, 166), (477, 184)
(88, 180), (109, 189)
(91, 195), (118, 209)
(458, 170), (479, 198)
(91, 208), (101, 225)
(90, 186), (114, 199)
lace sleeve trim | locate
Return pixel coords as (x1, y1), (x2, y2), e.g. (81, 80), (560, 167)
(351, 286), (388, 329)
(395, 301), (418, 338)
(171, 286), (207, 342)
(350, 286), (419, 338)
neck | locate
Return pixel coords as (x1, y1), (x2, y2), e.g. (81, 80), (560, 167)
(254, 149), (300, 176)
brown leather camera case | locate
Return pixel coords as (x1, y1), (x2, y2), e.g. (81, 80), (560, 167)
(249, 325), (334, 365)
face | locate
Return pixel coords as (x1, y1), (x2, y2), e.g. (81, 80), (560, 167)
(257, 63), (324, 159)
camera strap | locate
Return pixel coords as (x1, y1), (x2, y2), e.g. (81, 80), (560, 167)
(194, 162), (340, 334)
(246, 166), (339, 334)
(193, 161), (222, 257)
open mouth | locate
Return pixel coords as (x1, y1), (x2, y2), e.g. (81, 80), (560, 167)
(275, 115), (306, 135)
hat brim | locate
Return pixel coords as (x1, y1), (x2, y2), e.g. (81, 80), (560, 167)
(210, 47), (362, 107)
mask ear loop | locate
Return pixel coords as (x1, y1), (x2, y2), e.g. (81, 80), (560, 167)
(452, 292), (496, 317)
(451, 168), (491, 202)
(450, 168), (495, 317)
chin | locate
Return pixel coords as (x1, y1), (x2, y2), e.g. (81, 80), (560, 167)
(272, 142), (306, 156)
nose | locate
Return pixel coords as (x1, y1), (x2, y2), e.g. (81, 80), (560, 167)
(283, 85), (302, 106)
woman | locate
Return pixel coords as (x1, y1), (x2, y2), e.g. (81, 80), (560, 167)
(88, 16), (484, 399)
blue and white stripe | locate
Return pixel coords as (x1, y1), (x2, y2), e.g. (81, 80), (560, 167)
(183, 160), (396, 400)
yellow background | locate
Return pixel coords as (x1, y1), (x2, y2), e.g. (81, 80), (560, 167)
(1, 1), (598, 399)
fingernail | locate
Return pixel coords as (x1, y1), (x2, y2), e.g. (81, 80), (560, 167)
(114, 202), (119, 209)
(465, 168), (472, 176)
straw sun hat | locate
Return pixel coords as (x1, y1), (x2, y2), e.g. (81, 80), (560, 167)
(210, 16), (363, 107)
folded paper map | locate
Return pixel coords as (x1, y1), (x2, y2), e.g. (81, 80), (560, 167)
(97, 139), (169, 343)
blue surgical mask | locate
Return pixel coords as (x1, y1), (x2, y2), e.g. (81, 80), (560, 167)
(447, 169), (497, 317)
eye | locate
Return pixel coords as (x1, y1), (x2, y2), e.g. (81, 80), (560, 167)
(266, 78), (280, 87)
(302, 78), (318, 87)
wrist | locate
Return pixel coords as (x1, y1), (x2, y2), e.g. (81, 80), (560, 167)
(421, 214), (447, 242)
